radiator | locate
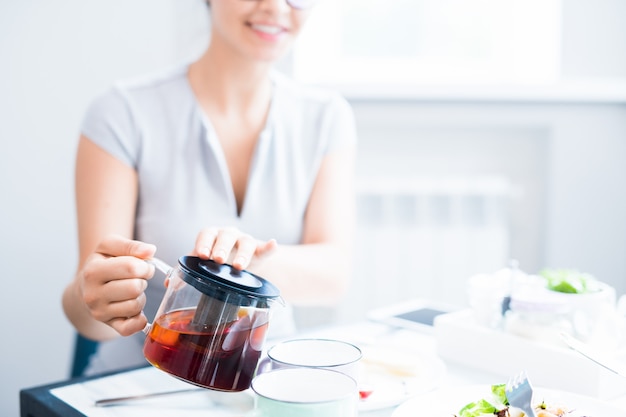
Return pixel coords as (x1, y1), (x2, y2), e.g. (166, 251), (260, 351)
(336, 176), (514, 324)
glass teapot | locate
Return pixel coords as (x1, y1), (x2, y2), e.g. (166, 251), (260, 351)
(143, 256), (282, 392)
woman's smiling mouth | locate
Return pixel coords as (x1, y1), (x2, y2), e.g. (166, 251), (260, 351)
(249, 23), (288, 40)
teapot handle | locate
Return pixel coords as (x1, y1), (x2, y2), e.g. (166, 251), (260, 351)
(141, 257), (174, 335)
(147, 257), (172, 276)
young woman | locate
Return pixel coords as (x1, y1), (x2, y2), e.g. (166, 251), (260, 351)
(62, 0), (357, 375)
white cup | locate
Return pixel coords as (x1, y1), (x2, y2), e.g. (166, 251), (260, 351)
(259, 338), (362, 382)
(251, 368), (358, 417)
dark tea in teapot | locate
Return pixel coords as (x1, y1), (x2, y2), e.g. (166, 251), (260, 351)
(143, 257), (281, 392)
(144, 307), (269, 392)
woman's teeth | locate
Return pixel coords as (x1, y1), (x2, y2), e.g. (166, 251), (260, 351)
(252, 24), (283, 35)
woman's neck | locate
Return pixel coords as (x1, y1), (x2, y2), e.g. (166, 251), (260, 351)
(188, 41), (273, 118)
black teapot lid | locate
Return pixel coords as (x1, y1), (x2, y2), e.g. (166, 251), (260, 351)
(178, 256), (280, 306)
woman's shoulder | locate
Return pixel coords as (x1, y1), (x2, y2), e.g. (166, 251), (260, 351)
(87, 64), (189, 107)
(84, 64), (192, 124)
(111, 64), (190, 99)
(80, 64), (193, 164)
(270, 71), (357, 149)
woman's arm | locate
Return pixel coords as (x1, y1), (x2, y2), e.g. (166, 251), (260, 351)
(62, 136), (156, 341)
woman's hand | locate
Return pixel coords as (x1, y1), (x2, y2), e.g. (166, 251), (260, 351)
(79, 234), (157, 337)
(194, 227), (277, 270)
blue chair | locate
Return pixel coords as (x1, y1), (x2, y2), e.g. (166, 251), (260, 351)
(70, 333), (99, 378)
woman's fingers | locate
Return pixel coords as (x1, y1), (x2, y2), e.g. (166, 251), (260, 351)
(256, 238), (278, 257)
(211, 228), (240, 263)
(101, 277), (148, 304)
(84, 271), (150, 336)
(107, 311), (149, 337)
(82, 255), (154, 291)
(231, 234), (257, 269)
(195, 227), (219, 258)
(93, 287), (147, 322)
(97, 234), (157, 259)
(194, 227), (277, 270)
(81, 239), (156, 335)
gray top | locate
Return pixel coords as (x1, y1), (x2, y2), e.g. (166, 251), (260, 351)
(79, 65), (357, 374)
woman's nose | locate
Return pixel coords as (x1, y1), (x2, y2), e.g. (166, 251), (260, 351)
(258, 0), (292, 13)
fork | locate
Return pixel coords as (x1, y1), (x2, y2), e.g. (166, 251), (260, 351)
(505, 371), (537, 417)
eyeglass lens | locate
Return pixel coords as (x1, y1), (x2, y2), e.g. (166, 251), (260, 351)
(286, 0), (316, 9)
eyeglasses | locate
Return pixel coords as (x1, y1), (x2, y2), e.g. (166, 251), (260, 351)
(241, 0), (317, 10)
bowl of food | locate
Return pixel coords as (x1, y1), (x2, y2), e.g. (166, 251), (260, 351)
(539, 269), (618, 345)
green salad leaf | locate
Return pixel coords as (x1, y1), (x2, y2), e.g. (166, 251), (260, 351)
(457, 399), (497, 417)
(456, 385), (509, 417)
(540, 268), (598, 294)
(491, 384), (508, 406)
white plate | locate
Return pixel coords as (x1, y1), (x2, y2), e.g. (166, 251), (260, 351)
(392, 384), (626, 417)
(357, 344), (446, 411)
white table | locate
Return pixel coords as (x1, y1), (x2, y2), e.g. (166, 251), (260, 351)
(23, 320), (626, 416)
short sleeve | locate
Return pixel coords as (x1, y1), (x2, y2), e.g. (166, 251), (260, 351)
(322, 93), (358, 154)
(80, 87), (140, 168)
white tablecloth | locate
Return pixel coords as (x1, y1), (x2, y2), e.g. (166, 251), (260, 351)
(50, 321), (626, 416)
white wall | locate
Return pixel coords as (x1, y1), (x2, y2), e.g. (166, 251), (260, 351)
(2, 0), (625, 416)
(561, 0), (626, 78)
(0, 1), (208, 415)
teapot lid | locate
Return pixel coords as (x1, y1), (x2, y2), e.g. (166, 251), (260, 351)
(178, 256), (280, 305)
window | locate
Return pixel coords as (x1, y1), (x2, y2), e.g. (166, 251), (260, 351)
(293, 0), (562, 86)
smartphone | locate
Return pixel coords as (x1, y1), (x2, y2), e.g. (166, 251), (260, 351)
(367, 299), (456, 332)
